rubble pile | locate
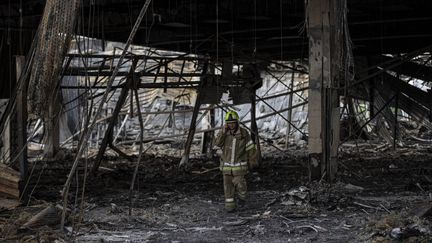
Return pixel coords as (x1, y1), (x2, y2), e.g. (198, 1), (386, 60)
(364, 212), (432, 242)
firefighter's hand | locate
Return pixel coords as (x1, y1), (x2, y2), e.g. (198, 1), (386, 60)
(223, 123), (229, 133)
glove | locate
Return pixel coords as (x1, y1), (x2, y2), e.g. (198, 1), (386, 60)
(223, 123), (229, 133)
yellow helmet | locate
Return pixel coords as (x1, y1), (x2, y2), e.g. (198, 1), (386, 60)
(225, 110), (239, 123)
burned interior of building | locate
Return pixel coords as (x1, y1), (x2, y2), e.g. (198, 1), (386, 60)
(0, 0), (432, 242)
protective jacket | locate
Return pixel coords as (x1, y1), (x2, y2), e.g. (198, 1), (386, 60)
(214, 126), (258, 175)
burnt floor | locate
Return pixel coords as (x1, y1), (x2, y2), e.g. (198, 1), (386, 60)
(1, 144), (432, 242)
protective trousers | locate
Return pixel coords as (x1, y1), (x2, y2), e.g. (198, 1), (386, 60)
(223, 174), (247, 210)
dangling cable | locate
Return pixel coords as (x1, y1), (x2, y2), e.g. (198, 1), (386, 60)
(19, 0), (23, 54)
(231, 0), (234, 70)
(216, 0), (220, 124)
(279, 0), (283, 61)
(253, 0), (257, 56)
(216, 0), (219, 64)
(189, 0), (193, 54)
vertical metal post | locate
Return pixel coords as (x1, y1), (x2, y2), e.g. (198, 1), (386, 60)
(179, 63), (208, 167)
(369, 80), (375, 118)
(15, 56), (28, 198)
(250, 93), (262, 165)
(180, 86), (204, 167)
(171, 100), (176, 135)
(285, 61), (295, 149)
(201, 106), (215, 158)
(393, 92), (399, 150)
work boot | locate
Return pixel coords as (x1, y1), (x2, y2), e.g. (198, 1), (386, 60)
(237, 198), (246, 210)
(225, 206), (236, 213)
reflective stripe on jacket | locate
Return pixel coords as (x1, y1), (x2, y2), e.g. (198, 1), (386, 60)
(214, 126), (257, 175)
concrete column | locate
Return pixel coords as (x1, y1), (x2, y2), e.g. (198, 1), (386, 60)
(307, 0), (343, 181)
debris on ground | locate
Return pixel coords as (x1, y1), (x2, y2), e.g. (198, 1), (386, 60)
(22, 204), (63, 229)
(364, 211), (432, 242)
(0, 146), (432, 242)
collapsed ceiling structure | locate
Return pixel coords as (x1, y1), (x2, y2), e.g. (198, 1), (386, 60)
(0, 0), (431, 242)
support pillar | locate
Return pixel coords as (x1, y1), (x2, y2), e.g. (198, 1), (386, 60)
(180, 85), (204, 167)
(180, 63), (208, 167)
(250, 94), (262, 166)
(170, 100), (177, 135)
(285, 61), (295, 149)
(13, 56), (28, 198)
(393, 92), (399, 150)
(200, 106), (215, 158)
(307, 0), (343, 181)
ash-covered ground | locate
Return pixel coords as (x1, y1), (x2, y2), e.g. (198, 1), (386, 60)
(1, 143), (432, 242)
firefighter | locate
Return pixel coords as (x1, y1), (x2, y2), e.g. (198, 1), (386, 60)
(214, 110), (258, 212)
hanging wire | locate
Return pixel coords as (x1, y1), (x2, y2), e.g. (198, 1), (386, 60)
(231, 0), (234, 64)
(215, 0), (220, 112)
(216, 0), (219, 64)
(279, 0), (283, 61)
(189, 0), (193, 54)
(19, 0), (23, 54)
(254, 0), (257, 55)
(8, 0), (12, 97)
